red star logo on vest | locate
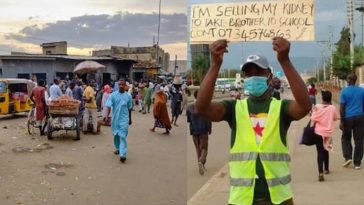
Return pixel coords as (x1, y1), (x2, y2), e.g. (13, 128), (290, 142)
(254, 122), (264, 137)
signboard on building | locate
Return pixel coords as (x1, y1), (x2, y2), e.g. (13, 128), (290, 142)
(190, 0), (314, 43)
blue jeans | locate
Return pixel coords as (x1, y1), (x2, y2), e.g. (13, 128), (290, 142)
(114, 133), (128, 157)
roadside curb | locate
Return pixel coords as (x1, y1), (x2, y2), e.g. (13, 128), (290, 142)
(188, 163), (229, 205)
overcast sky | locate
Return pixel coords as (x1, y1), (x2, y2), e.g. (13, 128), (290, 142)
(0, 0), (187, 59)
(188, 0), (360, 70)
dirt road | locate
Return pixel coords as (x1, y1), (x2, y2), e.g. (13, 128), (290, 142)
(0, 110), (187, 205)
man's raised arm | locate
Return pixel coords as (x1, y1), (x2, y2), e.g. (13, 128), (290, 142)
(195, 40), (228, 122)
(272, 37), (311, 119)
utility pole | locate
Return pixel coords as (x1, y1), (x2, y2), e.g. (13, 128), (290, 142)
(329, 27), (334, 80)
(355, 0), (364, 45)
(174, 55), (178, 75)
(316, 59), (320, 82)
(349, 0), (355, 70)
(322, 51), (326, 81)
(356, 0), (364, 84)
(317, 40), (329, 81)
(156, 0), (162, 68)
(323, 60), (326, 81)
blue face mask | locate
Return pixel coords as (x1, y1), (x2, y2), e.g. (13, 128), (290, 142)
(244, 76), (269, 97)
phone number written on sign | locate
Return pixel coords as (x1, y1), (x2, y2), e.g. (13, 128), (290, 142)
(191, 28), (296, 41)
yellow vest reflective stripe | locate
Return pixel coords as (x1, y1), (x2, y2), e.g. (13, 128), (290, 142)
(229, 98), (293, 205)
(230, 174), (291, 187)
(230, 152), (291, 162)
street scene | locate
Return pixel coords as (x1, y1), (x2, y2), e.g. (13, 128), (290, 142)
(3, 0), (364, 204)
(186, 0), (364, 204)
(0, 109), (187, 205)
(0, 0), (189, 205)
(188, 91), (364, 205)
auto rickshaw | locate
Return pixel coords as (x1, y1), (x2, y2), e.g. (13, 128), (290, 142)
(0, 78), (35, 115)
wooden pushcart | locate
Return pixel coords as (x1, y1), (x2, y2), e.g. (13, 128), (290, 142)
(47, 98), (80, 140)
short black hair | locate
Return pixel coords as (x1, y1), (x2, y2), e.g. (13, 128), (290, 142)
(321, 90), (332, 103)
(38, 79), (45, 86)
(87, 79), (94, 85)
(347, 73), (357, 83)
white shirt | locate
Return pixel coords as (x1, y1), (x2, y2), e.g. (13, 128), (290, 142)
(65, 87), (73, 98)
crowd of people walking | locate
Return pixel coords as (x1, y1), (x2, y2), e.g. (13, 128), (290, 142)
(29, 76), (190, 163)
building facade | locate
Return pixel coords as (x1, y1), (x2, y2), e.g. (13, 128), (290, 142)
(168, 60), (188, 76)
(190, 44), (210, 63)
(40, 41), (67, 55)
(0, 41), (137, 87)
(0, 55), (135, 86)
(93, 45), (170, 82)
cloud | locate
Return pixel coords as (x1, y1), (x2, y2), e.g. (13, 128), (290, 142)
(0, 36), (40, 54)
(87, 0), (187, 14)
(161, 42), (187, 60)
(5, 12), (187, 50)
(0, 44), (22, 54)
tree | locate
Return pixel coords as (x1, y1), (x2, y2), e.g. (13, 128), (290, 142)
(336, 27), (350, 55)
(306, 77), (317, 84)
(354, 46), (364, 66)
(332, 52), (350, 79)
(332, 27), (354, 79)
(331, 27), (364, 79)
(191, 54), (210, 85)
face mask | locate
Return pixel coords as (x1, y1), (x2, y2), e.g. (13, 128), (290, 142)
(244, 76), (269, 97)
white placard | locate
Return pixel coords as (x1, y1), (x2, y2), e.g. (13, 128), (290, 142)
(190, 0), (315, 43)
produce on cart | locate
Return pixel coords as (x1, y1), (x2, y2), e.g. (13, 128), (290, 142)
(47, 95), (81, 140)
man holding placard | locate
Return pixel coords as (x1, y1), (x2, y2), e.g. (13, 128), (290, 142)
(195, 37), (311, 205)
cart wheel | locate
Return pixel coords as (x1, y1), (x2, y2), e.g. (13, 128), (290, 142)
(47, 119), (53, 140)
(75, 127), (80, 141)
(74, 117), (80, 141)
(27, 120), (34, 135)
(27, 109), (35, 135)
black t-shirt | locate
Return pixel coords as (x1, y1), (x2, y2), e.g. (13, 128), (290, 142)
(222, 97), (294, 199)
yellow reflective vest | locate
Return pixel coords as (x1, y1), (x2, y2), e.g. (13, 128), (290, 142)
(229, 98), (293, 205)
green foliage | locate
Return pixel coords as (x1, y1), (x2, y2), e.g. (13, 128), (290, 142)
(332, 52), (351, 79)
(354, 46), (364, 66)
(306, 77), (317, 84)
(191, 54), (210, 84)
(331, 27), (364, 79)
(336, 27), (350, 55)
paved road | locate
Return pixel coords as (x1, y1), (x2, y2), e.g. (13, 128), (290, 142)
(0, 109), (187, 205)
(188, 90), (364, 205)
(187, 117), (230, 199)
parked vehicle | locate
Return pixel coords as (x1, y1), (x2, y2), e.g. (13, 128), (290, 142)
(215, 78), (231, 91)
(0, 78), (35, 115)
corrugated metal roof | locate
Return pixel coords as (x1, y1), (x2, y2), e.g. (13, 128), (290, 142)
(0, 55), (56, 60)
(0, 54), (136, 62)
